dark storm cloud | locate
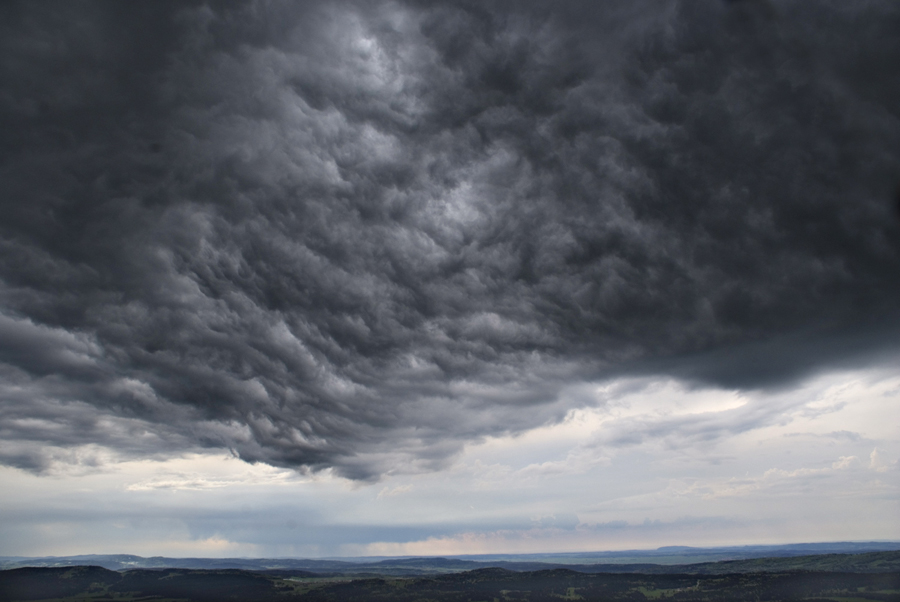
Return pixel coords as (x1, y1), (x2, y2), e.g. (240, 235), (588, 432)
(1, 0), (898, 478)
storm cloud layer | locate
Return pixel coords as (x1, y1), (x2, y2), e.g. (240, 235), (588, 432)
(1, 0), (899, 479)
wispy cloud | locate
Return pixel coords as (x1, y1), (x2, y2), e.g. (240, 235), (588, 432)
(377, 484), (413, 499)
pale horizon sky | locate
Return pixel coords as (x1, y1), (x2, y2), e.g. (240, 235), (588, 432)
(3, 365), (898, 558)
(1, 0), (898, 558)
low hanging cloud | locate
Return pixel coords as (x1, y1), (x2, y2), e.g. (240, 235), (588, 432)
(0, 0), (898, 479)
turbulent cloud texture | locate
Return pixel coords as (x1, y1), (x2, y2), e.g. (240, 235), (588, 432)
(1, 0), (898, 479)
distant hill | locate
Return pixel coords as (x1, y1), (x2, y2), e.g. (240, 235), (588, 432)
(2, 563), (899, 602)
(2, 542), (900, 577)
(445, 541), (900, 565)
(577, 551), (900, 575)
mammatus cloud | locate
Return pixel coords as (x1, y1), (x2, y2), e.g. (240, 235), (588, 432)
(0, 0), (898, 479)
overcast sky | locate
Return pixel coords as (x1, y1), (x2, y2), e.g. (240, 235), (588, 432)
(1, 0), (898, 558)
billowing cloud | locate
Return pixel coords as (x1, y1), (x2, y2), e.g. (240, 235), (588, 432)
(1, 0), (898, 480)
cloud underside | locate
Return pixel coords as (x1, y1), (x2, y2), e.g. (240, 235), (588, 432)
(0, 0), (898, 479)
